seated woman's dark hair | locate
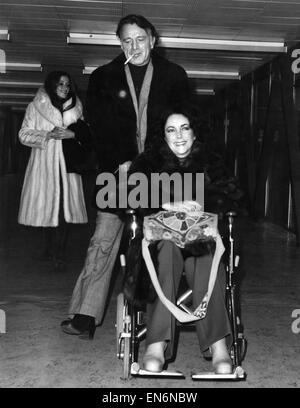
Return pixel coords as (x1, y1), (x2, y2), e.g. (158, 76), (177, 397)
(152, 103), (203, 149)
(44, 71), (76, 112)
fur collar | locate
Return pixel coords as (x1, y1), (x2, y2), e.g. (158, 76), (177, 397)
(141, 140), (206, 174)
(33, 87), (83, 127)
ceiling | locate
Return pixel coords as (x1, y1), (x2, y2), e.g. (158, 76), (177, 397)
(1, 0), (300, 107)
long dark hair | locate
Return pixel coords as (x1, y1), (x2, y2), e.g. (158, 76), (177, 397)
(152, 104), (202, 149)
(141, 103), (206, 172)
(44, 71), (76, 113)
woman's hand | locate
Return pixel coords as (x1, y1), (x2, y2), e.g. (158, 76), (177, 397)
(162, 200), (202, 213)
(47, 127), (75, 140)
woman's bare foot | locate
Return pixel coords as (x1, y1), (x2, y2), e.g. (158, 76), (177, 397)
(142, 341), (166, 372)
(210, 338), (232, 374)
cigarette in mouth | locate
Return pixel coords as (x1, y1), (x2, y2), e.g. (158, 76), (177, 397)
(124, 54), (135, 65)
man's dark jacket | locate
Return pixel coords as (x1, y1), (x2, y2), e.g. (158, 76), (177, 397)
(86, 52), (190, 178)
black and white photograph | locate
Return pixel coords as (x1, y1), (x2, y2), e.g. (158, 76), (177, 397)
(0, 0), (299, 393)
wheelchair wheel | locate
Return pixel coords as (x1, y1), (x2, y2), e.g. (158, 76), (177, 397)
(116, 293), (132, 379)
(229, 317), (247, 366)
(116, 293), (125, 358)
(123, 335), (131, 380)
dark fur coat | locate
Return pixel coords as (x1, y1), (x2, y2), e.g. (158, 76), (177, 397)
(122, 140), (244, 305)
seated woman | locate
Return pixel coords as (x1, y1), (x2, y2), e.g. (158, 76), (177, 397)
(125, 104), (242, 374)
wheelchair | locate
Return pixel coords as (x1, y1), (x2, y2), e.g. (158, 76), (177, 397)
(116, 209), (247, 381)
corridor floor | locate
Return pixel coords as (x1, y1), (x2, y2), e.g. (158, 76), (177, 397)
(0, 213), (299, 388)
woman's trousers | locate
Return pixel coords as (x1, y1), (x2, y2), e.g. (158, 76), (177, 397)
(145, 240), (232, 360)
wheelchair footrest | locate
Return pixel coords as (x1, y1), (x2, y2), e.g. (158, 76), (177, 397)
(192, 366), (245, 380)
(131, 363), (185, 378)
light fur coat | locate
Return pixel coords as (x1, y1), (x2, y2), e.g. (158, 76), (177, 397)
(18, 87), (88, 227)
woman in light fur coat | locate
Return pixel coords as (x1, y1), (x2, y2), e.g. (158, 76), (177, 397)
(18, 71), (89, 270)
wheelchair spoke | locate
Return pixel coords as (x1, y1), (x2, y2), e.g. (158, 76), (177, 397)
(116, 293), (125, 358)
(122, 336), (131, 380)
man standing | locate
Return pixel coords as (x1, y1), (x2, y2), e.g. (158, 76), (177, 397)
(61, 14), (190, 337)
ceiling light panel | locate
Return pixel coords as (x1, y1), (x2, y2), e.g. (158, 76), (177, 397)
(187, 70), (240, 79)
(195, 88), (215, 95)
(159, 37), (286, 52)
(68, 33), (286, 53)
(68, 33), (119, 45)
(0, 100), (30, 105)
(0, 92), (36, 98)
(0, 29), (9, 41)
(0, 63), (42, 72)
(0, 81), (43, 87)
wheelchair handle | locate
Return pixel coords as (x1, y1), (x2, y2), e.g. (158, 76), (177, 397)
(125, 209), (136, 215)
(226, 211), (237, 228)
(120, 254), (126, 267)
(226, 211), (237, 218)
(125, 209), (139, 239)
